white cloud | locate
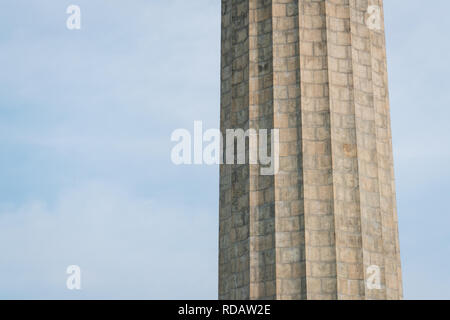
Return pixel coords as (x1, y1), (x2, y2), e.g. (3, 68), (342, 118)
(0, 182), (218, 299)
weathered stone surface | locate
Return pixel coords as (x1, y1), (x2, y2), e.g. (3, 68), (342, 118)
(219, 0), (402, 300)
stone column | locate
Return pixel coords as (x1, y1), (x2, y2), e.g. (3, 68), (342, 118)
(219, 0), (402, 300)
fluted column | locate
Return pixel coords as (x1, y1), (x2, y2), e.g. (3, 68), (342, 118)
(219, 0), (402, 300)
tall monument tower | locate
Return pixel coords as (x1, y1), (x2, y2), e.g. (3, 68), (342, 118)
(219, 0), (402, 300)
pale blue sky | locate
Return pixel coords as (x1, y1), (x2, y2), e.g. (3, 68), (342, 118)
(0, 1), (448, 299)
